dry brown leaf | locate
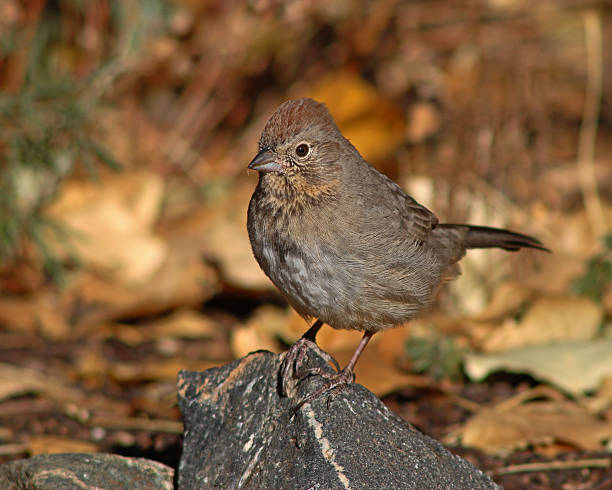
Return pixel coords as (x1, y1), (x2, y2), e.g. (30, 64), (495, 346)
(465, 339), (612, 395)
(0, 363), (83, 403)
(541, 161), (612, 207)
(0, 377), (40, 402)
(108, 359), (220, 383)
(71, 249), (218, 329)
(317, 328), (364, 354)
(73, 341), (221, 385)
(69, 392), (133, 422)
(480, 294), (603, 352)
(160, 181), (270, 290)
(519, 295), (602, 338)
(285, 309), (408, 356)
(319, 327), (424, 396)
(88, 416), (183, 434)
(597, 376), (612, 401)
(206, 219), (269, 289)
(0, 427), (13, 441)
(470, 281), (537, 322)
(230, 306), (289, 358)
(127, 249), (218, 317)
(110, 308), (219, 345)
(308, 70), (405, 162)
(451, 254), (514, 316)
(373, 325), (414, 365)
(275, 310), (315, 344)
(0, 292), (70, 339)
(46, 172), (167, 285)
(231, 307), (365, 359)
(73, 348), (109, 384)
(456, 399), (612, 454)
(231, 324), (280, 359)
(525, 207), (612, 293)
(406, 102), (441, 143)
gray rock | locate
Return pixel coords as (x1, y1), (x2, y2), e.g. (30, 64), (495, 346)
(178, 349), (499, 489)
(0, 453), (174, 489)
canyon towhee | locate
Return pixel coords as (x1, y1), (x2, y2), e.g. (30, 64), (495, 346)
(247, 98), (548, 407)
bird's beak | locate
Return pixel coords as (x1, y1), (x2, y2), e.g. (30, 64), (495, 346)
(248, 150), (284, 173)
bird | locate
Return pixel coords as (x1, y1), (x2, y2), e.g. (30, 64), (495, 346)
(246, 97), (548, 408)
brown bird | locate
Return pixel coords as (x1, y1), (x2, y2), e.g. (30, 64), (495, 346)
(247, 98), (547, 407)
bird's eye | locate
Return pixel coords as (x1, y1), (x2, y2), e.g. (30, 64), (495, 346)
(295, 143), (310, 158)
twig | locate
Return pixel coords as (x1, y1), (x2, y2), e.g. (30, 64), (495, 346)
(577, 9), (608, 236)
(491, 385), (566, 413)
(491, 457), (611, 476)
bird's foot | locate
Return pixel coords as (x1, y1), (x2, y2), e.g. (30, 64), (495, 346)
(279, 337), (339, 397)
(292, 367), (355, 413)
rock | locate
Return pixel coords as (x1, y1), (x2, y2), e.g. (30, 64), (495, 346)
(178, 349), (499, 489)
(0, 453), (174, 489)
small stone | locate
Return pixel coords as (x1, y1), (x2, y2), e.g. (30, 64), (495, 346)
(0, 453), (173, 489)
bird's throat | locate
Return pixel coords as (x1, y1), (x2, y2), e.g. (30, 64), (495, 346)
(260, 171), (339, 208)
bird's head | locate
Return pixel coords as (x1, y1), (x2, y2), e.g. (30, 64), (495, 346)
(248, 98), (348, 200)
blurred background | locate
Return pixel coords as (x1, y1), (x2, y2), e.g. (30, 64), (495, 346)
(0, 0), (611, 486)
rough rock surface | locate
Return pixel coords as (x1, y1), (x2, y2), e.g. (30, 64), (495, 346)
(178, 349), (499, 489)
(0, 452), (174, 489)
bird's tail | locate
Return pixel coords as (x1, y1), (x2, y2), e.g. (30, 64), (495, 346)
(439, 224), (550, 252)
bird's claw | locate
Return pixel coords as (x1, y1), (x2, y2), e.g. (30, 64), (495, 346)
(292, 368), (355, 414)
(279, 337), (339, 397)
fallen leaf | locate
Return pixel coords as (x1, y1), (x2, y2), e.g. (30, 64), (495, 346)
(371, 325), (414, 365)
(308, 70), (405, 162)
(110, 308), (219, 345)
(0, 363), (84, 403)
(456, 399), (612, 454)
(159, 181), (271, 290)
(231, 324), (281, 359)
(470, 281), (537, 322)
(406, 102), (441, 143)
(465, 339), (612, 395)
(480, 294), (603, 352)
(46, 172), (167, 285)
(71, 249), (218, 329)
(0, 292), (70, 339)
(230, 305), (292, 358)
(108, 359), (220, 383)
(318, 328), (364, 354)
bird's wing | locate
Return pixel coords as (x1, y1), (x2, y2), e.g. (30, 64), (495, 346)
(374, 168), (439, 242)
(346, 161), (439, 243)
(401, 194), (439, 242)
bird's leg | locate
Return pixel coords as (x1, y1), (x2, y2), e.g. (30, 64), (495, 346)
(279, 319), (339, 396)
(293, 331), (374, 412)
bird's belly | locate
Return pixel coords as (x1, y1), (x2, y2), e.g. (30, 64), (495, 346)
(259, 242), (341, 318)
(256, 238), (429, 332)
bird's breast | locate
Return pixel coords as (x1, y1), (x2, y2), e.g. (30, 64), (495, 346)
(247, 184), (441, 331)
(248, 190), (359, 322)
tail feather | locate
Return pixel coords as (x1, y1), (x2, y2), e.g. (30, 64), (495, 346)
(440, 224), (550, 252)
